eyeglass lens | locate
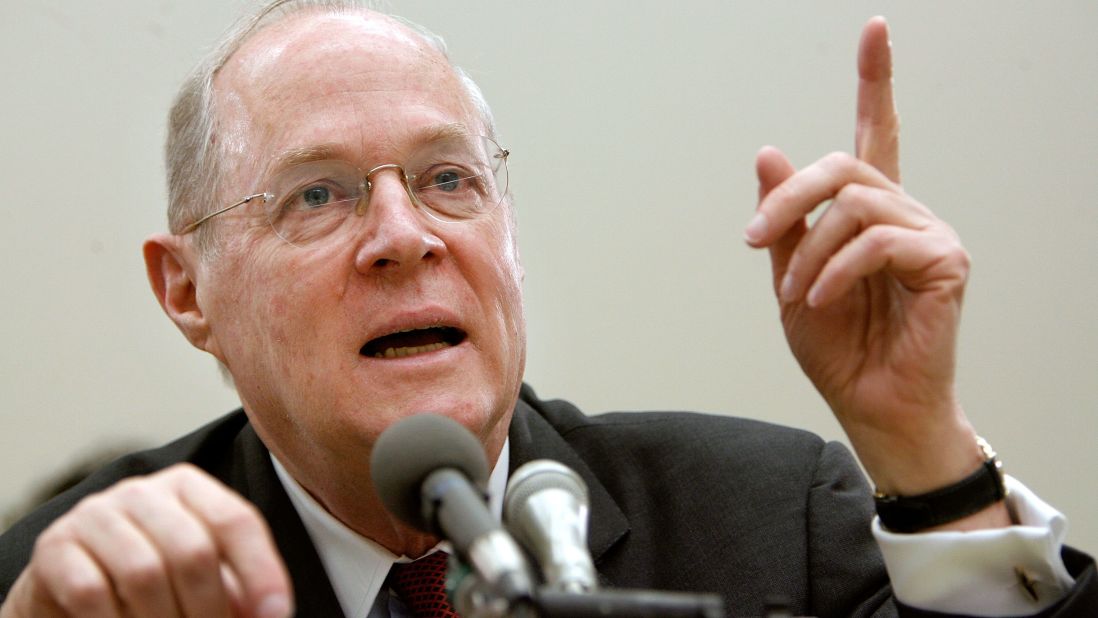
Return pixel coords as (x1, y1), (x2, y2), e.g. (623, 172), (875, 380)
(263, 135), (507, 245)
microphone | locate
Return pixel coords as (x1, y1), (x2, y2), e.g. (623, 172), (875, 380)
(370, 414), (535, 606)
(504, 460), (598, 593)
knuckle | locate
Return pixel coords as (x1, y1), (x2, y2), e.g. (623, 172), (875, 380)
(208, 501), (262, 535)
(834, 182), (868, 206)
(929, 223), (970, 268)
(33, 522), (74, 554)
(33, 558), (112, 613)
(114, 477), (158, 503)
(162, 462), (204, 484)
(864, 225), (895, 251)
(62, 498), (114, 533)
(55, 574), (112, 612)
(114, 555), (169, 599)
(959, 248), (971, 270)
(71, 491), (112, 516)
(822, 150), (855, 171)
(947, 244), (971, 274)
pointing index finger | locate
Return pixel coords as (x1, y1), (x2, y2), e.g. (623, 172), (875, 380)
(855, 16), (901, 183)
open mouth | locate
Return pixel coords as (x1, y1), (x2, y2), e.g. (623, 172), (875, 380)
(360, 326), (467, 359)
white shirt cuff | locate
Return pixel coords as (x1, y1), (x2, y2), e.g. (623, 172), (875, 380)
(873, 475), (1075, 616)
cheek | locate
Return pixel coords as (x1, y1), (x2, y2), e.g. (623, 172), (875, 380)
(213, 244), (335, 371)
(468, 218), (526, 341)
(262, 266), (343, 361)
(263, 295), (292, 359)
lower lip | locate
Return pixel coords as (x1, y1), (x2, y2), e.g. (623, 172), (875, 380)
(359, 339), (468, 365)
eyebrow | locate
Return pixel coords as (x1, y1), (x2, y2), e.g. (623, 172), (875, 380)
(263, 123), (474, 178)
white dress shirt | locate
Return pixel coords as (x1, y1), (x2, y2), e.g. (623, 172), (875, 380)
(272, 442), (510, 618)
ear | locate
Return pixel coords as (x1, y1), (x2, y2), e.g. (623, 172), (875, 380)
(143, 234), (224, 361)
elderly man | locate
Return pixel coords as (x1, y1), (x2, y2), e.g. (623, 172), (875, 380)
(1, 1), (1094, 617)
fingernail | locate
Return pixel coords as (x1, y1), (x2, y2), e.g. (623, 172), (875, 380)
(257, 594), (293, 618)
(806, 284), (822, 308)
(744, 213), (768, 244)
(780, 272), (796, 301)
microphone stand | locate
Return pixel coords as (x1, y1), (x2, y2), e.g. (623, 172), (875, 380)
(533, 588), (725, 618)
(450, 557), (818, 618)
(450, 561), (725, 618)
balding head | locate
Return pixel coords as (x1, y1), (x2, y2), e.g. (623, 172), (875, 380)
(165, 0), (497, 255)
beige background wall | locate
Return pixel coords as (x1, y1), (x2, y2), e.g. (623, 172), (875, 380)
(2, 1), (1096, 552)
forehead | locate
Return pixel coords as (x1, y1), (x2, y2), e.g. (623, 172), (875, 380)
(214, 11), (476, 184)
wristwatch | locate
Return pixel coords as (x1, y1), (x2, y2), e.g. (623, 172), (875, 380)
(874, 436), (1007, 533)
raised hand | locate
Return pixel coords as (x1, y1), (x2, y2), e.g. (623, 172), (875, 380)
(0, 464), (292, 618)
(746, 17), (1009, 523)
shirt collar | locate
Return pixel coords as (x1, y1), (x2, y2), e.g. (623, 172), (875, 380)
(271, 438), (511, 618)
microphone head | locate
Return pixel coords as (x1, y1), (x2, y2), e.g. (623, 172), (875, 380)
(504, 460), (597, 592)
(370, 413), (489, 531)
(504, 460), (589, 524)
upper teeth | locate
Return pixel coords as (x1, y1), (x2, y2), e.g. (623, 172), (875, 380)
(376, 341), (451, 358)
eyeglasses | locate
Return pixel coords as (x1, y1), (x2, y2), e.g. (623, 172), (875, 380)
(181, 134), (509, 246)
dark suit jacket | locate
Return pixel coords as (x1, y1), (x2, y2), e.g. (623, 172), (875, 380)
(2, 384), (1095, 616)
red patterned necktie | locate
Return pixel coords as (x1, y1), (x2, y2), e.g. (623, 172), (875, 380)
(389, 551), (461, 617)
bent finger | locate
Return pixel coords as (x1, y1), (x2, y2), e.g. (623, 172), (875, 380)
(1, 568), (70, 618)
(751, 146), (804, 295)
(169, 466), (293, 618)
(117, 482), (232, 618)
(30, 535), (122, 618)
(805, 225), (968, 308)
(751, 152), (899, 248)
(780, 184), (930, 302)
(70, 496), (180, 617)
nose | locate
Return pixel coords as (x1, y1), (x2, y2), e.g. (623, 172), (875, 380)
(352, 168), (445, 275)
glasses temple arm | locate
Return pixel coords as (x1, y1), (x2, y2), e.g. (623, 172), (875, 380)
(180, 192), (272, 235)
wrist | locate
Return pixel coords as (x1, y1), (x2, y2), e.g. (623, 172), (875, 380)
(846, 406), (982, 496)
(874, 436), (1009, 533)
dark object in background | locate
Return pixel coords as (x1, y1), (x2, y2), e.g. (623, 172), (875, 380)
(1, 443), (144, 532)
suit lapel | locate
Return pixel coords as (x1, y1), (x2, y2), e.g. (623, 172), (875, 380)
(507, 398), (629, 564)
(231, 424), (347, 617)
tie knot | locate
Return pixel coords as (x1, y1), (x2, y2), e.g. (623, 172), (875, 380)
(389, 551), (461, 617)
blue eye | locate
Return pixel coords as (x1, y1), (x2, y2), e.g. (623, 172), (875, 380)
(302, 186), (332, 208)
(433, 171), (462, 192)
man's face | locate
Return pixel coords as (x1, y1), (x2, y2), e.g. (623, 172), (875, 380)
(191, 13), (525, 510)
